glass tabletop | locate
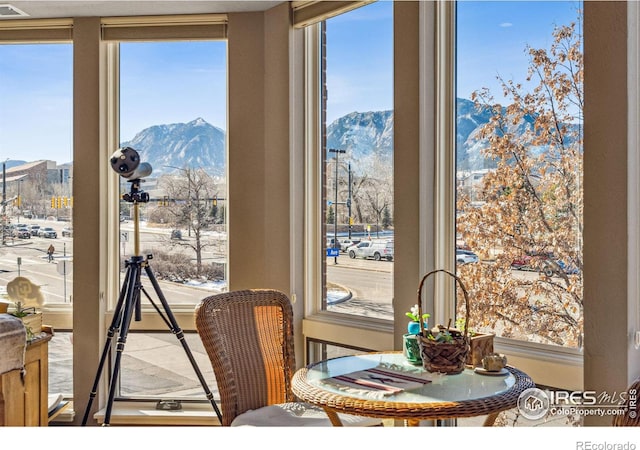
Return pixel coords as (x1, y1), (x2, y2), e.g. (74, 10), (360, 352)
(304, 352), (518, 404)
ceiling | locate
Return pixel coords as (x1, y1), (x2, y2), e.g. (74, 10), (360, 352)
(0, 1), (286, 19)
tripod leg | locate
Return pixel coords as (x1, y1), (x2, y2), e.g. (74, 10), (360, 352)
(81, 263), (135, 425)
(143, 263), (223, 422)
(102, 262), (142, 426)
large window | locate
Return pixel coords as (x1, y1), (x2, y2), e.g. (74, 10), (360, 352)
(0, 42), (74, 397)
(115, 40), (227, 398)
(320, 1), (394, 321)
(454, 2), (583, 349)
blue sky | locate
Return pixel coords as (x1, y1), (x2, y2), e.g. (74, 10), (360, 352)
(0, 1), (581, 164)
(457, 1), (581, 100)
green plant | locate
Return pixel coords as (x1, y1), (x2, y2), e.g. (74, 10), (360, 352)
(426, 324), (463, 343)
(405, 304), (430, 324)
(10, 301), (36, 318)
(455, 317), (477, 336)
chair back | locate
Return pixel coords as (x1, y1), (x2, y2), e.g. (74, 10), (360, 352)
(195, 289), (297, 426)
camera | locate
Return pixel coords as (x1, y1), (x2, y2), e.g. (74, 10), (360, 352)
(110, 147), (152, 181)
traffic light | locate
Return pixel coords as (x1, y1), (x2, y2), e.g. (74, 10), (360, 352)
(349, 216), (354, 226)
(58, 196), (63, 208)
(212, 195), (218, 207)
(51, 196), (56, 208)
(62, 197), (68, 207)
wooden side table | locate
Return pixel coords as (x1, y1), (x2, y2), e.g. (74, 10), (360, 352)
(0, 330), (52, 426)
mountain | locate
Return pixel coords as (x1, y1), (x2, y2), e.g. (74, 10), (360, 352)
(324, 106), (498, 172)
(119, 101), (579, 177)
(456, 98), (496, 170)
(326, 110), (393, 161)
(120, 117), (225, 176)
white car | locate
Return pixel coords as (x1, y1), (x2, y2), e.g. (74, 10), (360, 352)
(326, 237), (360, 252)
(38, 227), (58, 239)
(339, 239), (360, 252)
(347, 239), (394, 261)
(456, 249), (478, 264)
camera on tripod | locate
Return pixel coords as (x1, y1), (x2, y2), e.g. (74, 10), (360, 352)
(82, 146), (223, 426)
(110, 146), (151, 203)
(110, 146), (153, 181)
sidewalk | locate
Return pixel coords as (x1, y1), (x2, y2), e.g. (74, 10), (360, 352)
(327, 284), (352, 305)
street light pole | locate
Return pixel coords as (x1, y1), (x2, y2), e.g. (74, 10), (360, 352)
(2, 161), (6, 246)
(17, 179), (22, 224)
(348, 163), (352, 239)
(328, 148), (345, 265)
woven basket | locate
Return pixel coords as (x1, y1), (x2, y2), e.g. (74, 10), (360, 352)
(416, 269), (470, 374)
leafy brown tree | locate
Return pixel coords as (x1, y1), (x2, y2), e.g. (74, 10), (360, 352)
(456, 18), (583, 347)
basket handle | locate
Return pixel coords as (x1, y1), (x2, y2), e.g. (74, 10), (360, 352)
(417, 269), (470, 338)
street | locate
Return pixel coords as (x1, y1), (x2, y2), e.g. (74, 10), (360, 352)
(326, 251), (394, 319)
(0, 218), (225, 307)
(1, 219), (548, 320)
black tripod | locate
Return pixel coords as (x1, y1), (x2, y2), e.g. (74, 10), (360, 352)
(82, 179), (222, 426)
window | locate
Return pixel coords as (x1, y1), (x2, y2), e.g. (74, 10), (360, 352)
(114, 40), (227, 399)
(318, 1), (394, 321)
(301, 1), (394, 353)
(454, 3), (583, 350)
(0, 42), (74, 397)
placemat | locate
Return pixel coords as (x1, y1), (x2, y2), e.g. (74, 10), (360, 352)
(324, 365), (431, 398)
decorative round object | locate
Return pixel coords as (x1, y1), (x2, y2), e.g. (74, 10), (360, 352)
(407, 321), (421, 335)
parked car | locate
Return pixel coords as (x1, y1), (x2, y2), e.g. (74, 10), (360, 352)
(325, 237), (341, 250)
(325, 237), (359, 252)
(347, 239), (394, 261)
(13, 226), (31, 239)
(456, 249), (479, 264)
(511, 252), (579, 276)
(38, 227), (57, 238)
(61, 226), (73, 237)
(29, 224), (41, 236)
(511, 254), (533, 270)
(540, 259), (580, 277)
(340, 239), (360, 252)
(170, 229), (182, 240)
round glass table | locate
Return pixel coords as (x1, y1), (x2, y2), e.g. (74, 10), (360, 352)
(291, 352), (535, 426)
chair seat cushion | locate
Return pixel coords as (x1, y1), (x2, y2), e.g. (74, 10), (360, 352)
(230, 402), (381, 427)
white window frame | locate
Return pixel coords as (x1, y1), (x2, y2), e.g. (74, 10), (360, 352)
(301, 22), (393, 354)
(433, 2), (583, 389)
(0, 25), (75, 331)
(101, 24), (228, 332)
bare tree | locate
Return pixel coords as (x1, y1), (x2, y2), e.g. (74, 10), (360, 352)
(456, 18), (583, 347)
(360, 154), (393, 233)
(158, 167), (220, 276)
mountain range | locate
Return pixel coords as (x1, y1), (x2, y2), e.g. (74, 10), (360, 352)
(118, 99), (496, 175)
(121, 117), (226, 176)
(9, 98), (576, 173)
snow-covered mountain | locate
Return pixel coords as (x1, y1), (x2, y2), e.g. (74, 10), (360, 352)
(116, 100), (579, 176)
(326, 110), (393, 160)
(120, 117), (225, 176)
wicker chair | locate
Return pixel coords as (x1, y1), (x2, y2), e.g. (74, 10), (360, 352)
(612, 378), (640, 426)
(195, 289), (381, 426)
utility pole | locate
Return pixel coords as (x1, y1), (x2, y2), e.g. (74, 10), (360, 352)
(328, 148), (345, 265)
(348, 162), (352, 239)
(2, 162), (6, 246)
